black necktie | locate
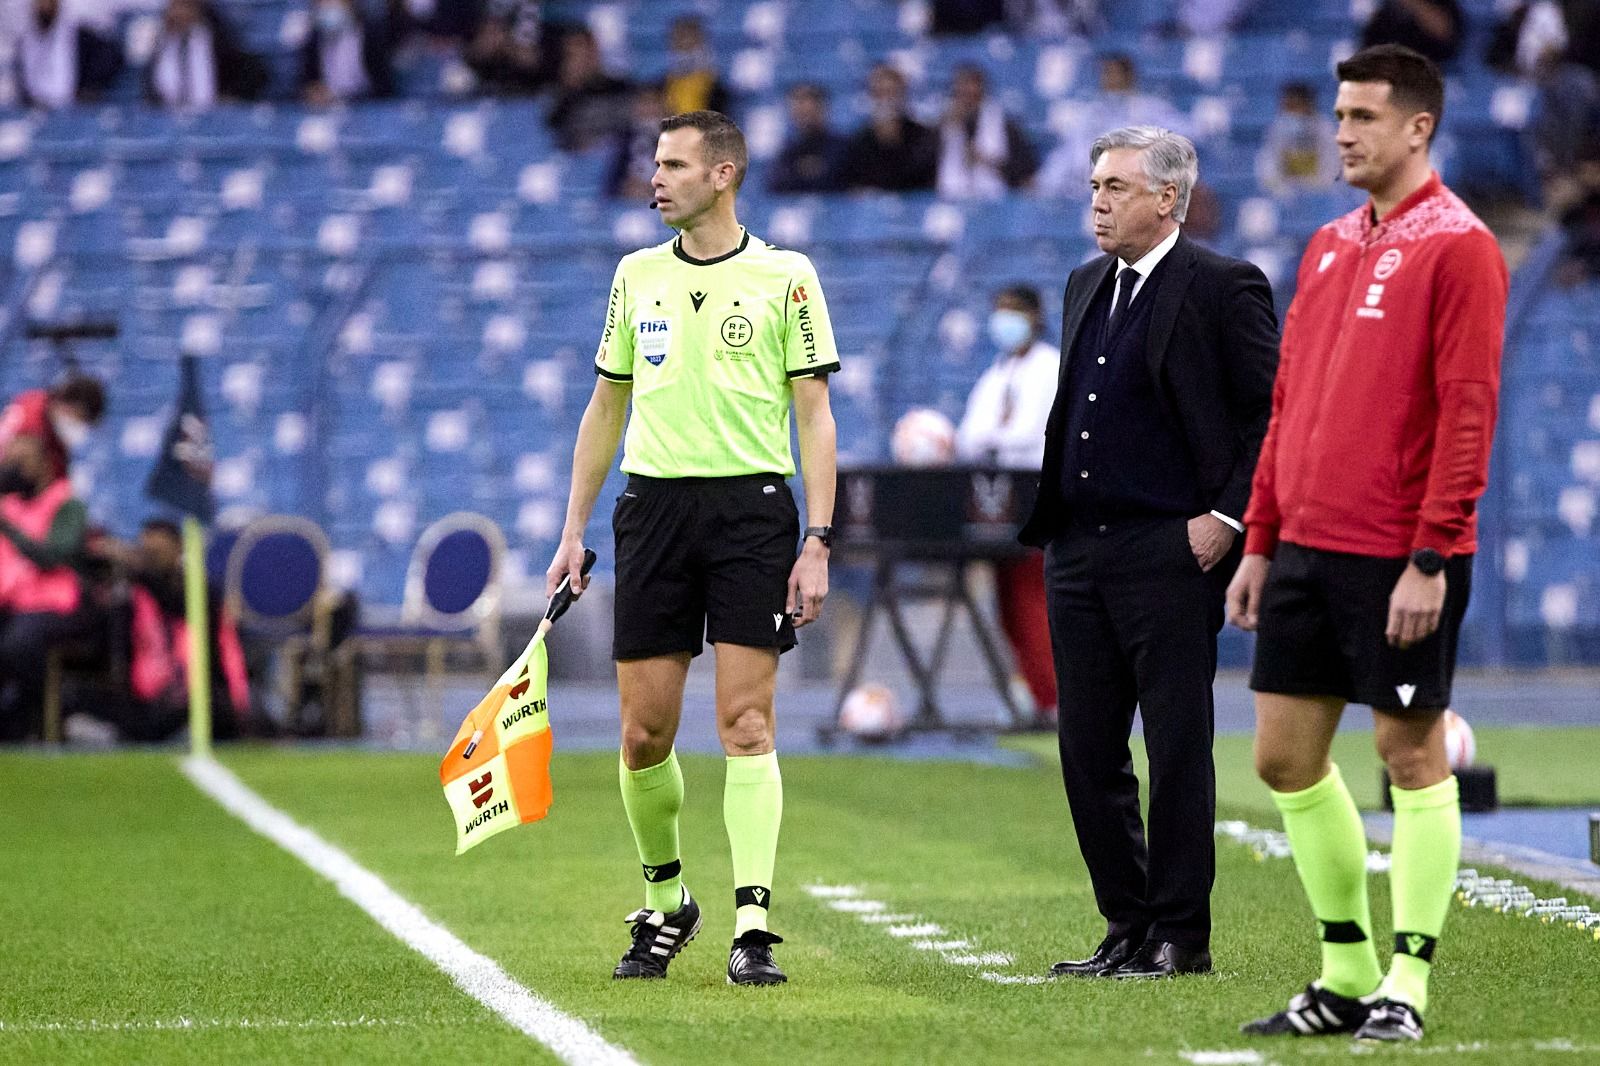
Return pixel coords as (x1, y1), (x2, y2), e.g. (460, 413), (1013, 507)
(1111, 266), (1139, 322)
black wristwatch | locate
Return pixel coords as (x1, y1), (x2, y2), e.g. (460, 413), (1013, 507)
(803, 525), (834, 549)
(1410, 547), (1446, 576)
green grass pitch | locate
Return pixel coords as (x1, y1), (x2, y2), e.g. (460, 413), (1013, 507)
(2, 728), (1597, 1065)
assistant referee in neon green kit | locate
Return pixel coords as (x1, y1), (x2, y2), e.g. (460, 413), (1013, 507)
(547, 110), (840, 987)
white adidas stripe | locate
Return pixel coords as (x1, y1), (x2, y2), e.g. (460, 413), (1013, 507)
(182, 757), (638, 1066)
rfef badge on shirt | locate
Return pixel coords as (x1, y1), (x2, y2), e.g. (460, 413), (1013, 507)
(638, 318), (671, 366)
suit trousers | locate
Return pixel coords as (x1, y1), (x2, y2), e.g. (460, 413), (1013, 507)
(1044, 514), (1233, 949)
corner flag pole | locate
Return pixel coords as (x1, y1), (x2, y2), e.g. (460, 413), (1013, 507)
(183, 516), (212, 759)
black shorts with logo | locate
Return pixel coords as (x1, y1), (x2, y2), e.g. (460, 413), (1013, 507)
(611, 473), (800, 661)
(1249, 542), (1472, 712)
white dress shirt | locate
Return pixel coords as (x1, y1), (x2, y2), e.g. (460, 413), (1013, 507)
(1106, 225), (1243, 533)
(956, 339), (1062, 470)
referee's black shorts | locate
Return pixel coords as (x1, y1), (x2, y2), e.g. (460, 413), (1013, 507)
(1248, 542), (1473, 712)
(611, 473), (800, 661)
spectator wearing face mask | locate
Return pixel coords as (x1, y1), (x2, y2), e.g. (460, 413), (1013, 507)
(955, 285), (1062, 723)
(145, 0), (269, 110)
(0, 375), (107, 483)
(1255, 82), (1341, 196)
(0, 433), (93, 741)
(299, 0), (396, 107)
(12, 0), (122, 110)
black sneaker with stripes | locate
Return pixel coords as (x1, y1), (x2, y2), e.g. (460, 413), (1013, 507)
(1240, 982), (1376, 1037)
(1354, 999), (1425, 1042)
(726, 930), (787, 986)
(612, 891), (702, 979)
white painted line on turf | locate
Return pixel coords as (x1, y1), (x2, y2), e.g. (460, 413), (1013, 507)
(1179, 1053), (1263, 1066)
(0, 1016), (417, 1033)
(887, 923), (945, 937)
(978, 972), (1049, 985)
(828, 898), (888, 913)
(806, 883), (1025, 980)
(181, 757), (639, 1066)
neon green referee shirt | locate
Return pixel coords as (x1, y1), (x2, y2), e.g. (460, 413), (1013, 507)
(594, 229), (841, 479)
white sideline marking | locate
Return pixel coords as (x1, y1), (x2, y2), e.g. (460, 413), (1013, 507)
(858, 913), (919, 924)
(910, 939), (970, 951)
(942, 952), (1013, 967)
(0, 1017), (414, 1034)
(802, 885), (862, 899)
(181, 757), (638, 1066)
(887, 923), (945, 938)
(978, 972), (1048, 985)
(828, 899), (888, 913)
(1180, 1053), (1263, 1066)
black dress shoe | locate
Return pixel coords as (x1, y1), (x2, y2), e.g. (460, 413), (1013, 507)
(1048, 934), (1141, 977)
(1107, 938), (1212, 978)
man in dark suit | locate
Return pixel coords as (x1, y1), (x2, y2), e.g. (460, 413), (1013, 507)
(1018, 125), (1279, 979)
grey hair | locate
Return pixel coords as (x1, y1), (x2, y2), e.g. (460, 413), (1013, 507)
(1089, 125), (1198, 223)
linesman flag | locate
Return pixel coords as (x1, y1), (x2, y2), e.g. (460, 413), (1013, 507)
(440, 549), (596, 855)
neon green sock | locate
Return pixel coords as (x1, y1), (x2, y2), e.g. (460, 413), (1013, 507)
(724, 751), (782, 938)
(1271, 764), (1383, 999)
(619, 750), (685, 914)
(1380, 775), (1460, 1015)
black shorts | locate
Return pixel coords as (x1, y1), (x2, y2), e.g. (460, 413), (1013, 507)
(1249, 542), (1472, 712)
(611, 473), (800, 661)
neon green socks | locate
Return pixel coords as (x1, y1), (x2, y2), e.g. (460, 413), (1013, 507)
(724, 751), (783, 937)
(1272, 764), (1384, 999)
(1380, 775), (1460, 1014)
(619, 750), (686, 913)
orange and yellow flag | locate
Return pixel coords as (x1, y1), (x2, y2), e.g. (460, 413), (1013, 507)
(439, 631), (554, 854)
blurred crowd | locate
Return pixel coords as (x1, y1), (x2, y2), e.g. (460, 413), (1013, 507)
(0, 0), (1591, 222)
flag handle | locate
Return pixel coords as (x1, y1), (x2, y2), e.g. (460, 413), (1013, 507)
(543, 548), (597, 625)
(182, 516), (212, 759)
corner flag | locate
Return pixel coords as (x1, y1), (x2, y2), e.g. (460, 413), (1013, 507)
(440, 548), (596, 854)
(145, 353), (217, 757)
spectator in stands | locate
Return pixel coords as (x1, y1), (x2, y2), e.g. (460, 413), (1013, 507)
(664, 15), (728, 116)
(1177, 0), (1260, 37)
(769, 83), (845, 193)
(1360, 0), (1464, 65)
(0, 434), (91, 741)
(546, 26), (630, 152)
(839, 63), (938, 192)
(1256, 82), (1341, 195)
(936, 65), (1039, 201)
(931, 0), (1005, 34)
(144, 0), (268, 110)
(12, 0), (121, 110)
(1557, 185), (1600, 284)
(0, 375), (106, 483)
(299, 0), (396, 107)
(1035, 55), (1190, 199)
(388, 0), (481, 45)
(1528, 40), (1600, 191)
(608, 82), (667, 201)
(955, 284), (1060, 723)
(464, 0), (547, 95)
(105, 518), (252, 741)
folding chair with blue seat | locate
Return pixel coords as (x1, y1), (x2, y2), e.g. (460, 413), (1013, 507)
(352, 511), (506, 740)
(225, 515), (355, 734)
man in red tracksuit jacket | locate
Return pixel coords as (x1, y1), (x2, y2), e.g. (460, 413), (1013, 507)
(1227, 45), (1507, 1044)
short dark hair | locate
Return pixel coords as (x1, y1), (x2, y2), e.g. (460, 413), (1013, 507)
(1335, 44), (1445, 142)
(659, 110), (748, 190)
(997, 285), (1043, 313)
(51, 374), (107, 423)
(1282, 81), (1315, 105)
(141, 517), (181, 541)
